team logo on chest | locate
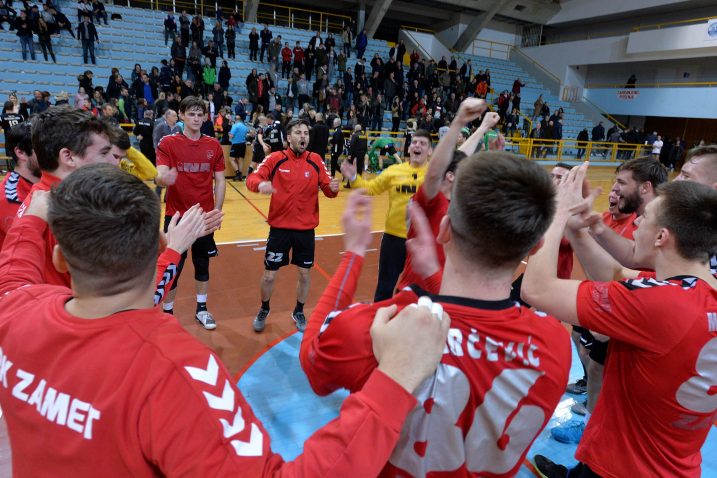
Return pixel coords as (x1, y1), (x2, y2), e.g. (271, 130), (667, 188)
(305, 171), (310, 178)
(206, 150), (215, 160)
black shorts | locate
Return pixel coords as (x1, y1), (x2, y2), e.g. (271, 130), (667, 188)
(579, 328), (608, 365)
(230, 143), (246, 158)
(164, 215), (218, 259)
(381, 144), (397, 156)
(264, 227), (315, 270)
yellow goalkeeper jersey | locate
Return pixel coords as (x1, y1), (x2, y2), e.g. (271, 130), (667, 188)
(351, 161), (428, 238)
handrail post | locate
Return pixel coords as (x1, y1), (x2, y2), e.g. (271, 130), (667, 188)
(309, 14), (311, 30)
(291, 12), (294, 28)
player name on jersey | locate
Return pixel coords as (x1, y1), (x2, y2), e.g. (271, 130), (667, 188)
(0, 347), (101, 440)
(444, 327), (541, 367)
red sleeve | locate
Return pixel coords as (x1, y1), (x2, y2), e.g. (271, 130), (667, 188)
(301, 302), (379, 395)
(246, 153), (276, 192)
(155, 136), (173, 168)
(300, 252), (364, 388)
(0, 215), (49, 295)
(145, 338), (416, 477)
(576, 280), (687, 353)
(214, 142), (225, 172)
(154, 248), (182, 305)
(315, 153), (338, 198)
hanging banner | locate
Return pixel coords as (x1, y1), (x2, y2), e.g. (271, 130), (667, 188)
(705, 19), (717, 41)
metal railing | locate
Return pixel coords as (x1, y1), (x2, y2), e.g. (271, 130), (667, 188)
(504, 137), (649, 162)
(580, 95), (626, 130)
(400, 24), (434, 34)
(466, 39), (511, 61)
(510, 47), (561, 85)
(254, 1), (350, 33)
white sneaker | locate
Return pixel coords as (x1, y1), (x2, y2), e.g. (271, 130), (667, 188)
(195, 310), (216, 330)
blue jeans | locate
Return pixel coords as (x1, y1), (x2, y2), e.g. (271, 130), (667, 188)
(82, 39), (95, 64)
(19, 35), (35, 60)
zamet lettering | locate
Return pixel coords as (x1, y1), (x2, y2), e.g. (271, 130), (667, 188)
(0, 347), (101, 439)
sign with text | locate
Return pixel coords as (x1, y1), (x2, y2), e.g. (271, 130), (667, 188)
(617, 89), (640, 101)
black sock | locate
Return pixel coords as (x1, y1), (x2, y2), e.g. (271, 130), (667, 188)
(247, 166), (254, 175)
(261, 300), (270, 311)
(294, 301), (304, 313)
(197, 302), (207, 313)
(164, 308), (174, 315)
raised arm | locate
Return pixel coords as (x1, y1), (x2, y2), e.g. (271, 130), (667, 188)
(458, 111), (500, 157)
(301, 191), (372, 380)
(0, 191), (51, 295)
(522, 164), (588, 325)
(424, 98), (488, 200)
(590, 222), (641, 269)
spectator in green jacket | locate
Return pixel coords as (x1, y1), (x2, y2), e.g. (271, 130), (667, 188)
(202, 58), (216, 96)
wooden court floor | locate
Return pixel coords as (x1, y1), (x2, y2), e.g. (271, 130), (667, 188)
(0, 165), (628, 475)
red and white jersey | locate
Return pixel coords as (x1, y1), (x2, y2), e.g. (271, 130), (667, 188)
(0, 171), (34, 248)
(576, 277), (717, 477)
(0, 215), (418, 478)
(16, 172), (69, 286)
(246, 148), (337, 230)
(156, 133), (225, 216)
(302, 253), (571, 477)
(397, 185), (448, 291)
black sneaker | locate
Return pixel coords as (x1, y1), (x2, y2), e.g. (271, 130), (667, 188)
(292, 311), (306, 332)
(566, 377), (587, 394)
(253, 308), (269, 333)
(534, 455), (568, 478)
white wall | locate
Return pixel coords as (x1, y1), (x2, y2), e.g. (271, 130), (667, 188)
(434, 14), (519, 56)
(585, 87), (717, 119)
(585, 59), (717, 85)
(627, 23), (717, 55)
(521, 23), (717, 88)
(548, 0), (695, 25)
(399, 31), (451, 62)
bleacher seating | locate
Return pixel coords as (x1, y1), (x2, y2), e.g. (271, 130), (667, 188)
(456, 52), (596, 140)
(0, 1), (601, 146)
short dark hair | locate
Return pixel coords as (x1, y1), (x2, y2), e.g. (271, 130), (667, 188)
(618, 157), (668, 189)
(32, 105), (108, 172)
(6, 121), (33, 164)
(554, 162), (573, 170)
(448, 152), (555, 269)
(48, 164), (160, 294)
(286, 118), (310, 134)
(179, 96), (207, 114)
(655, 181), (717, 262)
(684, 144), (717, 162)
(5, 121), (32, 164)
(683, 145), (717, 184)
(3, 101), (12, 112)
(107, 127), (131, 150)
(412, 129), (432, 146)
(445, 150), (466, 177)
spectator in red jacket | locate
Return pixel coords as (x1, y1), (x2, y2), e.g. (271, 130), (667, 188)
(281, 41), (292, 79)
(246, 118), (340, 333)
